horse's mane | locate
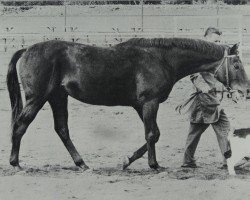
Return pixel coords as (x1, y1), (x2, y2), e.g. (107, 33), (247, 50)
(118, 38), (225, 60)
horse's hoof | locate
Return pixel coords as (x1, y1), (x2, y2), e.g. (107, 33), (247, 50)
(149, 163), (166, 172)
(13, 165), (23, 172)
(149, 162), (160, 170)
(155, 166), (167, 172)
(122, 156), (130, 170)
(78, 164), (90, 171)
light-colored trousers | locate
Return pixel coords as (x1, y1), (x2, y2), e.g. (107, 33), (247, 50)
(183, 110), (231, 164)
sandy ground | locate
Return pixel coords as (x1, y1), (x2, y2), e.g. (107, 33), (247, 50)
(1, 51), (250, 200)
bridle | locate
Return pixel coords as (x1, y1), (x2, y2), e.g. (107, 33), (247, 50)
(213, 49), (238, 99)
(214, 49), (238, 91)
(176, 49), (240, 113)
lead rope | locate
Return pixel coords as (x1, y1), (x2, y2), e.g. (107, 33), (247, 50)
(215, 50), (236, 100)
(225, 50), (240, 98)
(225, 50), (230, 90)
(215, 50), (228, 101)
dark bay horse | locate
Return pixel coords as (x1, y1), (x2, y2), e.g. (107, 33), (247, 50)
(6, 38), (250, 171)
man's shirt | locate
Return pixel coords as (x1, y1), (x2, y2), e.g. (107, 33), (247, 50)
(189, 72), (222, 124)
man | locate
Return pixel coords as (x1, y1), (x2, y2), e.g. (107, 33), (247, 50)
(181, 27), (232, 168)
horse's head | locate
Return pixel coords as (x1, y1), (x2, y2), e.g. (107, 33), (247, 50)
(214, 43), (250, 96)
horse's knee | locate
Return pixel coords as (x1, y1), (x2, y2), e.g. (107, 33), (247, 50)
(146, 130), (160, 143)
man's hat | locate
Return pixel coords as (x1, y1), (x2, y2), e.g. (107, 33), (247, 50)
(204, 27), (222, 37)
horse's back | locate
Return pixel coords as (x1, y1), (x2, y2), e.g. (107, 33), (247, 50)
(61, 43), (138, 105)
(18, 40), (172, 106)
(18, 40), (137, 105)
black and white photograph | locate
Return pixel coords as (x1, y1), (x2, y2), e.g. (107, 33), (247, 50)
(0, 0), (250, 199)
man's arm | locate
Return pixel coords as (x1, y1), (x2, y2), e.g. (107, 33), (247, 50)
(190, 73), (211, 93)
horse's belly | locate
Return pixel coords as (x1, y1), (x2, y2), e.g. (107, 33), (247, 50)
(62, 78), (134, 106)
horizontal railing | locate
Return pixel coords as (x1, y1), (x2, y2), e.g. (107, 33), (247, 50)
(0, 4), (250, 64)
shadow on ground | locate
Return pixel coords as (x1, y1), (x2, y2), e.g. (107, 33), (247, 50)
(1, 163), (250, 181)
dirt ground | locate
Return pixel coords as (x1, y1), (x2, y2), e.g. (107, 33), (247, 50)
(1, 52), (250, 200)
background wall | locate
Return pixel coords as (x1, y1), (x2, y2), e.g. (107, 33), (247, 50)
(0, 2), (250, 65)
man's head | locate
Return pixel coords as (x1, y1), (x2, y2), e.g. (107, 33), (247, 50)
(204, 27), (222, 43)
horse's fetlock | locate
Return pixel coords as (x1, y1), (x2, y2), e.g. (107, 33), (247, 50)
(10, 155), (18, 166)
(149, 161), (159, 169)
(10, 160), (18, 166)
(75, 159), (85, 167)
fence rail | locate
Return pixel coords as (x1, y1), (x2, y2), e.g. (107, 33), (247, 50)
(1, 4), (250, 64)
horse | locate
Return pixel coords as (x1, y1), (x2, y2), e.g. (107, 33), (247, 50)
(6, 38), (250, 171)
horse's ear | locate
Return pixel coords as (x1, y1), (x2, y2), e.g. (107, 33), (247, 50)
(229, 43), (240, 55)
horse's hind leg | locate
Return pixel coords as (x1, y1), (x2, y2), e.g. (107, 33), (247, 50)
(123, 144), (147, 170)
(48, 89), (89, 170)
(122, 106), (147, 169)
(10, 99), (45, 169)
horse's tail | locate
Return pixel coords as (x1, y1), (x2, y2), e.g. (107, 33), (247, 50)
(6, 49), (26, 128)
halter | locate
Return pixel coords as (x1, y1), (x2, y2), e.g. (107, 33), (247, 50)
(213, 49), (237, 92)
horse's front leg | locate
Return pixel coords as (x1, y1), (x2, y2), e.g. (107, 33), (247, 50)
(122, 101), (161, 170)
(48, 90), (89, 171)
(142, 99), (160, 169)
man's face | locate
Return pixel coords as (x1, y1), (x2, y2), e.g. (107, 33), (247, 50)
(205, 33), (221, 43)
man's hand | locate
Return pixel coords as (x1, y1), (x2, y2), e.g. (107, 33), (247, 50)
(191, 73), (214, 94)
(199, 86), (211, 94)
(200, 87), (216, 94)
(231, 91), (240, 103)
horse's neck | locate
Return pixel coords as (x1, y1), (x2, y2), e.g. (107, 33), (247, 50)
(171, 50), (222, 82)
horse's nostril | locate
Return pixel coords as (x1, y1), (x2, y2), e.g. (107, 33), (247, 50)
(246, 89), (250, 99)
